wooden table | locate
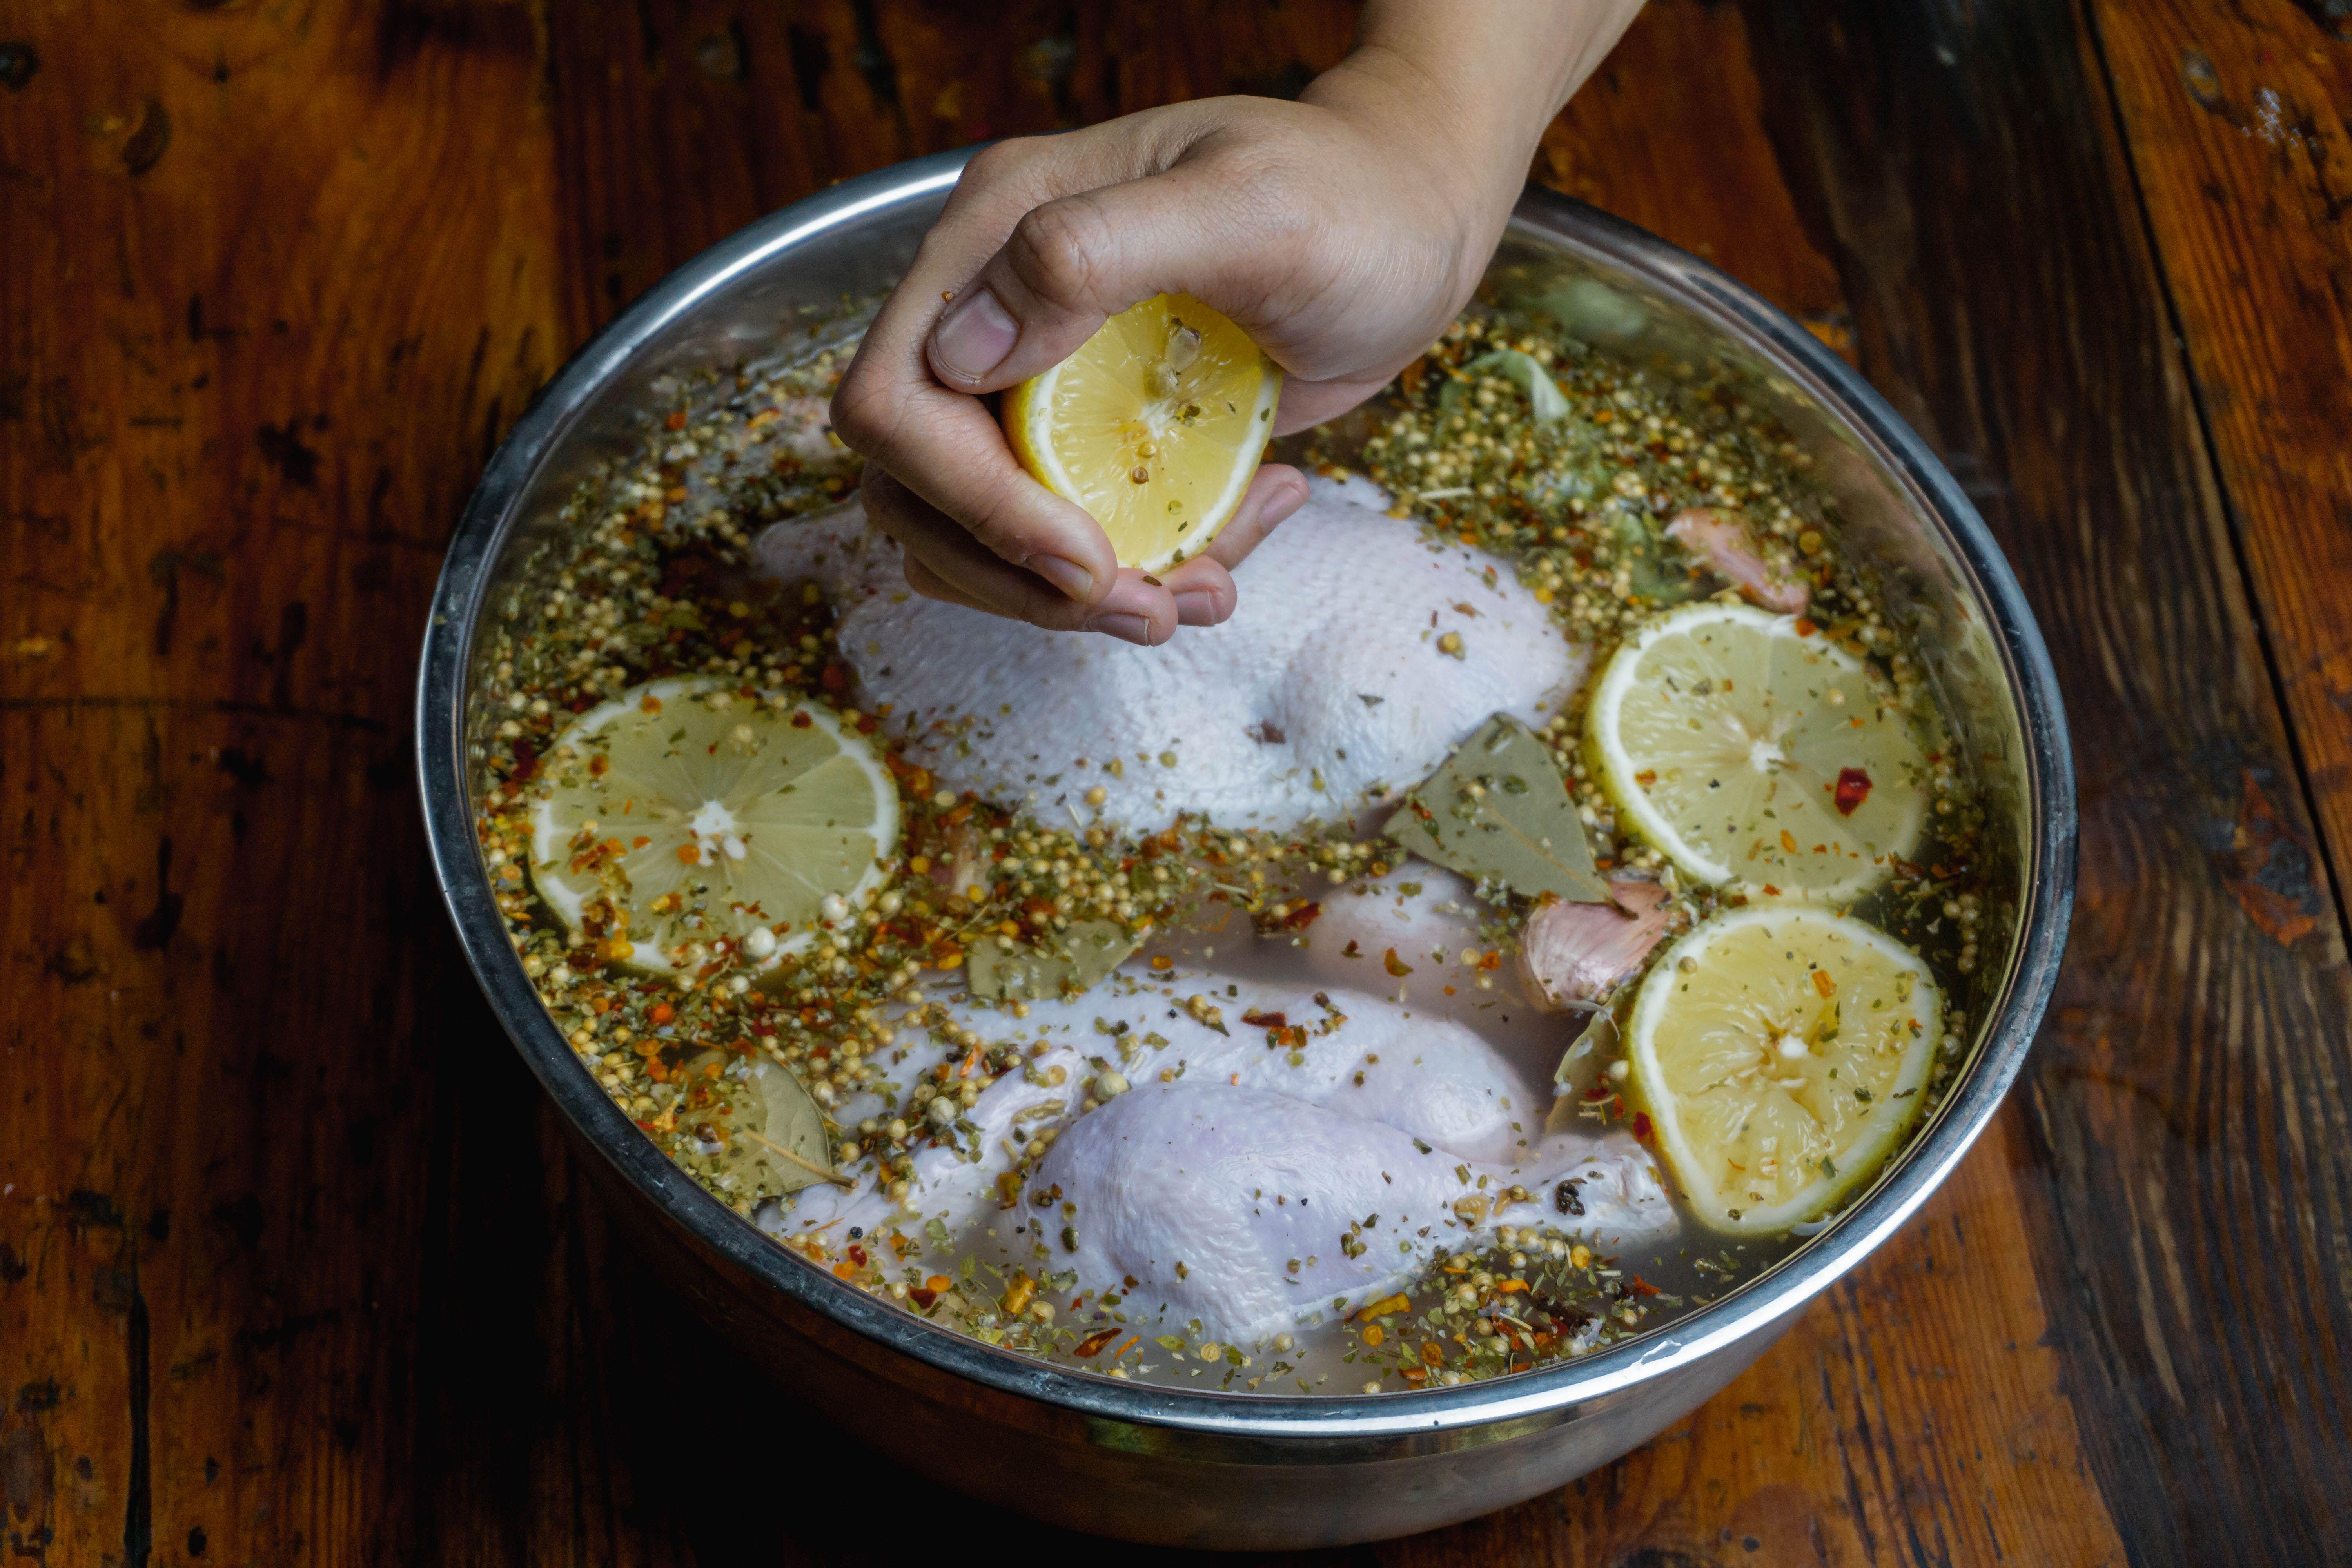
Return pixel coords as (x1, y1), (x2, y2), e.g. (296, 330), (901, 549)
(6, 2), (2349, 1562)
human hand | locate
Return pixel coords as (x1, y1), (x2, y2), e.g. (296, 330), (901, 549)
(831, 0), (1642, 644)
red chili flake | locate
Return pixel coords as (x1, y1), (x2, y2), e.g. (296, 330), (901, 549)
(820, 662), (849, 694)
(508, 739), (539, 783)
(1629, 1276), (1661, 1297)
(1240, 1009), (1290, 1029)
(1072, 1327), (1121, 1359)
(1278, 901), (1321, 932)
(1383, 947), (1414, 978)
(909, 1287), (938, 1310)
(789, 710), (814, 728)
(1833, 766), (1873, 816)
(1793, 617), (1818, 637)
(1631, 1111), (1653, 1143)
(663, 411), (687, 431)
(846, 1244), (868, 1267)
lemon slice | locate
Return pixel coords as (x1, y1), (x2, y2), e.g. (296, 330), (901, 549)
(1587, 602), (1926, 898)
(527, 677), (897, 975)
(1003, 292), (1281, 572)
(1626, 904), (1942, 1234)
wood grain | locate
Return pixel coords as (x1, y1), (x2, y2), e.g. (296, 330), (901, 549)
(2088, 0), (2352, 934)
(3, 0), (2347, 1563)
(1745, 2), (2352, 1562)
(0, 2), (562, 1563)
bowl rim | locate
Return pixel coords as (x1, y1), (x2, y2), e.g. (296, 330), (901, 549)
(417, 145), (2077, 1443)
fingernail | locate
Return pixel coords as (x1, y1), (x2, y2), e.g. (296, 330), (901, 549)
(1174, 591), (1220, 626)
(931, 287), (1020, 385)
(1028, 554), (1096, 602)
(1269, 474), (1310, 522)
(1088, 612), (1154, 645)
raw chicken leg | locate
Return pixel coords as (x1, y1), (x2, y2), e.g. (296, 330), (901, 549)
(754, 475), (1585, 832)
(1035, 1082), (1670, 1345)
(786, 971), (1555, 1243)
(778, 1040), (1093, 1244)
(772, 961), (1674, 1347)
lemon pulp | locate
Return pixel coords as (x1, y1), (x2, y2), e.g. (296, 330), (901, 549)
(528, 677), (897, 975)
(1003, 293), (1281, 573)
(1627, 904), (1942, 1234)
(1587, 601), (1926, 898)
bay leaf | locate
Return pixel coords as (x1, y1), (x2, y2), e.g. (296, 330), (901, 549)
(1385, 714), (1610, 905)
(746, 1059), (841, 1194)
(1441, 350), (1570, 423)
(1613, 510), (1698, 606)
(966, 918), (1138, 1002)
(695, 1051), (842, 1196)
(1544, 1008), (1618, 1136)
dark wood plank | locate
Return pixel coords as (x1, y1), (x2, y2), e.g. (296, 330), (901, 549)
(1743, 2), (2352, 1562)
(1540, 1), (1849, 345)
(545, 0), (911, 344)
(2087, 0), (2352, 939)
(0, 2), (563, 1563)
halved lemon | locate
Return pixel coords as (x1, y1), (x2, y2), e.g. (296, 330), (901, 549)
(527, 677), (897, 976)
(1587, 602), (1926, 898)
(1003, 292), (1281, 573)
(1626, 904), (1942, 1234)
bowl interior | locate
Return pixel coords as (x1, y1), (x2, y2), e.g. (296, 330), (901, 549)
(419, 154), (2073, 1439)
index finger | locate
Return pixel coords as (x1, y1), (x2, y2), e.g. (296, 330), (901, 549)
(828, 142), (1157, 606)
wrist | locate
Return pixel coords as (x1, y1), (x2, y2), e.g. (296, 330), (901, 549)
(1309, 1), (1640, 232)
(1302, 51), (1527, 253)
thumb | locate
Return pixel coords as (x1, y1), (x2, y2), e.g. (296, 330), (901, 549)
(926, 169), (1248, 394)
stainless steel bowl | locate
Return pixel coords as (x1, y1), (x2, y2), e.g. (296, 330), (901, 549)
(418, 147), (2075, 1550)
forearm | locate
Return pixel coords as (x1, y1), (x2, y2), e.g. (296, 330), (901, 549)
(1307, 0), (1641, 220)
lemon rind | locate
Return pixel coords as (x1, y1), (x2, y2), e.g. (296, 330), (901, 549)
(1625, 903), (1942, 1236)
